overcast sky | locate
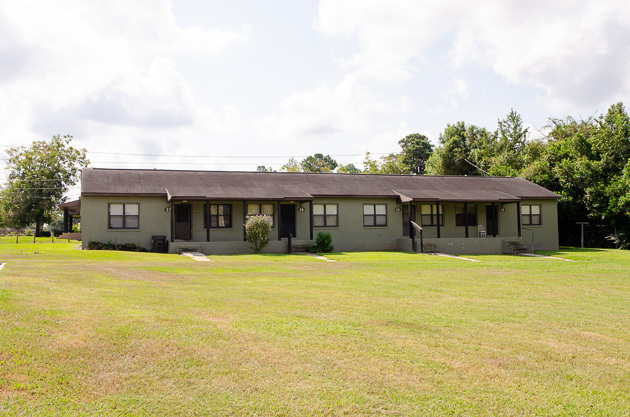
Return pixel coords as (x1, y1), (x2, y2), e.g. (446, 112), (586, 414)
(1, 0), (630, 199)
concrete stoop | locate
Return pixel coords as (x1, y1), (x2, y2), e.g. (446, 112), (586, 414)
(503, 240), (530, 255)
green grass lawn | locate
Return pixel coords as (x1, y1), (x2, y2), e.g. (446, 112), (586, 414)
(1, 238), (629, 416)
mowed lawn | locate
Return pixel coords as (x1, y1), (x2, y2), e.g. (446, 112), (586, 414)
(0, 239), (629, 416)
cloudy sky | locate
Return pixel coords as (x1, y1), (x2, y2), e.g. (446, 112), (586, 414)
(1, 0), (630, 198)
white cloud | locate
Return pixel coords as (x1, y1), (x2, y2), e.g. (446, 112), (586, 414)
(0, 0), (249, 149)
(75, 58), (196, 127)
(449, 0), (630, 110)
(315, 0), (454, 84)
(445, 78), (469, 108)
(256, 76), (411, 149)
(315, 0), (630, 111)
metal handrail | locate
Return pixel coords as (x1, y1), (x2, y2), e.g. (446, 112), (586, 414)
(287, 230), (293, 254)
(410, 221), (424, 253)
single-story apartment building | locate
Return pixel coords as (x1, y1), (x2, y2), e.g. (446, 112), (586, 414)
(80, 168), (560, 255)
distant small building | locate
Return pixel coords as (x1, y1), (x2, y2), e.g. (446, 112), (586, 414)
(80, 168), (559, 254)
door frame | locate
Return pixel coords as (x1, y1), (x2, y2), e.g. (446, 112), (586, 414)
(485, 204), (498, 237)
(174, 203), (192, 240)
(402, 204), (416, 237)
(280, 204), (296, 238)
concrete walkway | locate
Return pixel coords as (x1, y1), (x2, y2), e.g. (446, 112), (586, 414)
(181, 252), (212, 262)
(429, 253), (481, 262)
(303, 253), (336, 262)
(518, 253), (573, 261)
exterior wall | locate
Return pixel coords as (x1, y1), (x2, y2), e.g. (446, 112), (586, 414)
(520, 199), (559, 251)
(82, 197), (303, 251)
(81, 195), (559, 254)
(81, 195), (171, 250)
(398, 237), (520, 255)
(416, 202), (521, 239)
(189, 200), (246, 242)
(310, 197), (402, 251)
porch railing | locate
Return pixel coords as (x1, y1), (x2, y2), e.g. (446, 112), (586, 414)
(287, 231), (293, 254)
(410, 221), (423, 253)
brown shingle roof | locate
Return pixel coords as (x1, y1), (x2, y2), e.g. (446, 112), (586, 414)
(59, 199), (81, 209)
(81, 168), (560, 202)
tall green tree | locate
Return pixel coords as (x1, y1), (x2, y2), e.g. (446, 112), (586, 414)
(361, 152), (408, 174)
(300, 153), (338, 173)
(521, 103), (630, 246)
(0, 135), (89, 236)
(280, 153), (339, 173)
(398, 133), (433, 174)
(488, 109), (530, 176)
(280, 158), (300, 172)
(425, 122), (495, 175)
(337, 163), (361, 174)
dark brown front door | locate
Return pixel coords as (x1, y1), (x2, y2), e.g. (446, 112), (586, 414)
(486, 205), (498, 237)
(280, 204), (296, 238)
(175, 204), (192, 240)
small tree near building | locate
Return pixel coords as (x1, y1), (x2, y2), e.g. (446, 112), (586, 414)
(245, 215), (273, 253)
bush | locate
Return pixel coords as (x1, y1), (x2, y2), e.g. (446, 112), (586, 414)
(246, 215), (273, 253)
(312, 232), (334, 253)
(606, 231), (630, 250)
(87, 240), (147, 252)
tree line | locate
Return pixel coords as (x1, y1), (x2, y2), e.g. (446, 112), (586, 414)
(261, 103), (630, 248)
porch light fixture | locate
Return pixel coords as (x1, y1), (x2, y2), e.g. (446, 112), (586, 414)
(395, 206), (402, 212)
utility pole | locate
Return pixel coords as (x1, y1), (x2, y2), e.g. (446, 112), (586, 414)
(576, 222), (589, 248)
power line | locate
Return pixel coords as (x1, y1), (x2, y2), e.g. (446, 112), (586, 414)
(0, 177), (81, 182)
(87, 160), (366, 166)
(87, 151), (384, 159)
(0, 147), (389, 160)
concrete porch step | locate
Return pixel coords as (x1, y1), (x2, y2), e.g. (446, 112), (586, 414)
(421, 243), (439, 253)
(503, 241), (530, 255)
(175, 245), (201, 254)
(287, 239), (309, 253)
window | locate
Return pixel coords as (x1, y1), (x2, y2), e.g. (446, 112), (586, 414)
(455, 205), (477, 226)
(363, 204), (387, 227)
(247, 203), (275, 226)
(204, 204), (232, 228)
(420, 204), (444, 226)
(108, 203), (139, 229)
(522, 204), (541, 225)
(313, 204), (338, 227)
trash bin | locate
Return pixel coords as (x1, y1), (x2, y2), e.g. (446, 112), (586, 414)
(151, 235), (167, 253)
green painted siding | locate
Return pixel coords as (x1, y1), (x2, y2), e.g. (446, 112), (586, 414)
(520, 199), (559, 251)
(81, 196), (171, 250)
(81, 195), (559, 253)
(309, 198), (402, 251)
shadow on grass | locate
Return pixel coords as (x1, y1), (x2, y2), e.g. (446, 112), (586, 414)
(551, 247), (609, 254)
